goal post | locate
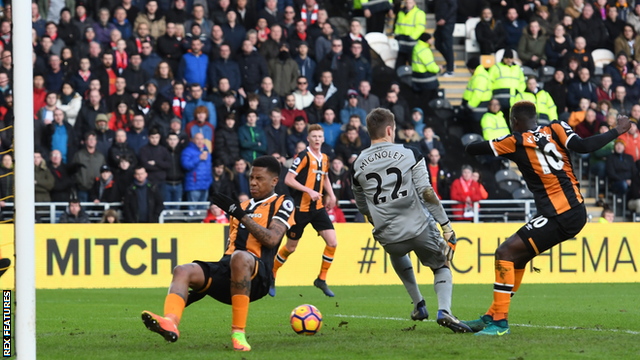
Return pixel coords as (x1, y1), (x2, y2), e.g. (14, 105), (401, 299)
(13, 0), (36, 357)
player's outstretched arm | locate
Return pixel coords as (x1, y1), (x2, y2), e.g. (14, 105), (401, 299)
(465, 141), (494, 156)
(567, 116), (629, 153)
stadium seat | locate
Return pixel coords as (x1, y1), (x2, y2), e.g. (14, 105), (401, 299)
(495, 49), (520, 63)
(364, 32), (389, 46)
(499, 180), (522, 194)
(460, 133), (482, 147)
(397, 65), (412, 86)
(512, 187), (533, 199)
(495, 169), (521, 183)
(429, 98), (454, 126)
(592, 49), (615, 69)
(539, 66), (555, 83)
(453, 23), (466, 38)
(521, 66), (537, 77)
(465, 39), (480, 60)
(465, 17), (481, 40)
(388, 38), (399, 52)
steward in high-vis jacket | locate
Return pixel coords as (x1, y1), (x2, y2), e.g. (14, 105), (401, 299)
(411, 33), (440, 101)
(488, 48), (525, 112)
(462, 57), (492, 121)
(510, 76), (558, 126)
(481, 99), (510, 141)
(394, 0), (426, 66)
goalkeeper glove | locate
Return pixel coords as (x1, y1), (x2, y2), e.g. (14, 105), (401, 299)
(441, 221), (457, 262)
(210, 193), (247, 220)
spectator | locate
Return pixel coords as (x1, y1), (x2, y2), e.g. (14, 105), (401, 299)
(232, 158), (251, 197)
(568, 98), (591, 128)
(545, 24), (573, 69)
(395, 122), (421, 150)
(113, 6), (133, 41)
(279, 5), (296, 39)
(615, 25), (640, 68)
(239, 110), (268, 162)
(590, 124), (615, 180)
(320, 108), (342, 149)
(518, 21), (547, 69)
(316, 39), (356, 104)
(619, 116), (640, 161)
(303, 92), (324, 125)
(181, 133), (212, 209)
(504, 7), (527, 50)
(606, 7), (626, 50)
(564, 37), (595, 76)
(185, 106), (215, 152)
(140, 41), (163, 78)
(265, 108), (288, 156)
(624, 72), (640, 104)
(629, 3), (640, 34)
(106, 77), (133, 112)
(481, 99), (510, 141)
(425, 148), (450, 200)
(572, 3), (608, 51)
(357, 80), (380, 115)
(475, 7), (507, 55)
(126, 114), (149, 155)
(108, 129), (138, 168)
(238, 39), (269, 94)
(242, 93), (270, 128)
(122, 54), (150, 96)
(69, 58), (94, 100)
(156, 22), (183, 73)
(134, 0), (166, 40)
(598, 208), (614, 223)
(544, 69), (568, 116)
(340, 90), (367, 125)
(282, 94), (308, 127)
(234, 0), (258, 30)
(48, 150), (76, 203)
(34, 75), (48, 117)
(59, 199), (91, 223)
(164, 132), (185, 206)
(419, 127), (446, 157)
(75, 90), (107, 141)
(257, 0), (283, 27)
(208, 25), (226, 61)
(335, 125), (363, 166)
(269, 44), (299, 98)
(611, 86), (633, 116)
(139, 127), (172, 193)
(171, 83), (186, 120)
(289, 20), (314, 59)
(258, 77), (281, 115)
(596, 100), (612, 123)
(222, 11), (246, 54)
(45, 55), (64, 93)
(604, 52), (631, 88)
(327, 156), (354, 204)
(293, 75), (314, 110)
(597, 74), (615, 103)
(35, 92), (59, 133)
(185, 5), (214, 40)
(90, 165), (121, 203)
(152, 63), (174, 100)
(73, 131), (106, 202)
(215, 91), (239, 123)
(123, 165), (164, 223)
(314, 70), (340, 111)
(45, 109), (78, 164)
(214, 114), (240, 169)
(346, 115), (371, 148)
(260, 24), (286, 62)
(210, 44), (242, 92)
(94, 8), (117, 46)
(450, 164), (485, 220)
(350, 41), (373, 85)
(183, 83), (216, 129)
(294, 42), (317, 91)
(575, 109), (602, 139)
(94, 114), (115, 158)
(93, 51), (117, 97)
(34, 150), (55, 203)
(567, 68), (597, 111)
(287, 116), (308, 156)
(109, 101), (134, 131)
(382, 90), (407, 124)
(101, 209), (120, 223)
(202, 204), (230, 223)
(606, 139), (637, 196)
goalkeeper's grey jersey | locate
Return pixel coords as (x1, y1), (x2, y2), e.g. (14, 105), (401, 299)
(352, 142), (433, 244)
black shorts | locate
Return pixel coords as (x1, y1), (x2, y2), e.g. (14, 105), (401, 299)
(185, 254), (270, 307)
(286, 209), (334, 240)
(517, 204), (587, 256)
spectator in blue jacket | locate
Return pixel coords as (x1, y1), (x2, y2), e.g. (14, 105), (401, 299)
(126, 114), (149, 155)
(140, 41), (163, 78)
(340, 90), (368, 125)
(238, 110), (268, 162)
(113, 7), (133, 40)
(294, 41), (316, 90)
(183, 83), (216, 128)
(350, 41), (372, 85)
(567, 67), (599, 111)
(177, 38), (209, 89)
(503, 8), (527, 49)
(320, 108), (342, 148)
(209, 44), (242, 91)
(181, 132), (212, 210)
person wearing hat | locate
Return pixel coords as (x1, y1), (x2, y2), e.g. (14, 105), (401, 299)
(94, 113), (116, 158)
(463, 56), (492, 122)
(90, 164), (121, 203)
(488, 47), (525, 113)
(606, 138), (637, 196)
(411, 32), (440, 101)
(339, 90), (367, 125)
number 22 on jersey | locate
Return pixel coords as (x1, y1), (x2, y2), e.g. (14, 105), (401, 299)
(365, 167), (408, 205)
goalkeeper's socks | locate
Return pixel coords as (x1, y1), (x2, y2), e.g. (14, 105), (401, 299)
(389, 254), (423, 307)
(273, 247), (291, 278)
(231, 295), (250, 332)
(488, 260), (515, 321)
(433, 267), (453, 314)
(318, 246), (336, 281)
(164, 293), (185, 327)
(511, 268), (525, 297)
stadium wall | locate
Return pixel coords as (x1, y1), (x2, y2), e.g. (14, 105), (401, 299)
(0, 224), (638, 289)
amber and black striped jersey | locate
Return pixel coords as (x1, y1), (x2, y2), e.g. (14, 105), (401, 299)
(288, 148), (329, 212)
(489, 121), (583, 217)
(225, 194), (296, 272)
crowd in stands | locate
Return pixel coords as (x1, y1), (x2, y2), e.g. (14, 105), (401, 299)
(0, 0), (636, 223)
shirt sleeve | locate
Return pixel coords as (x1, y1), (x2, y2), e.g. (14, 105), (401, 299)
(489, 134), (517, 156)
(273, 195), (296, 229)
(288, 152), (308, 175)
(550, 121), (577, 149)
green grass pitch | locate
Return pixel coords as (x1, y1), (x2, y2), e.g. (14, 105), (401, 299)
(35, 284), (640, 359)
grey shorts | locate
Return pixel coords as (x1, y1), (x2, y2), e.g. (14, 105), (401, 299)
(380, 216), (447, 270)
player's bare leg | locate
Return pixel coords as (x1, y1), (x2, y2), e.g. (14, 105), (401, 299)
(388, 254), (427, 320)
(229, 250), (256, 351)
(142, 263), (205, 342)
(315, 229), (337, 297)
(270, 237), (299, 297)
(470, 233), (534, 336)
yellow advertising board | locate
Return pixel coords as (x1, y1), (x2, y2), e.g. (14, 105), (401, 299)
(0, 223), (638, 289)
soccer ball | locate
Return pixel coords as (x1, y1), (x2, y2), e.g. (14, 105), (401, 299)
(290, 304), (323, 335)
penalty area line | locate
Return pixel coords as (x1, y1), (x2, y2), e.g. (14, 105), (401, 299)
(332, 314), (640, 335)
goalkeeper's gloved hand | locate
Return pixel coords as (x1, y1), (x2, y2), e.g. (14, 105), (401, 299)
(210, 193), (246, 220)
(441, 220), (457, 262)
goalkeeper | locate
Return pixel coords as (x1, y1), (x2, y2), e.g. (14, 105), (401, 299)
(351, 108), (471, 333)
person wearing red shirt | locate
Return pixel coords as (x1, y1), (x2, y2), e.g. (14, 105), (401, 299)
(281, 94), (307, 127)
(450, 165), (485, 220)
(619, 117), (640, 161)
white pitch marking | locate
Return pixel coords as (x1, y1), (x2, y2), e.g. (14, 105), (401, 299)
(332, 314), (640, 335)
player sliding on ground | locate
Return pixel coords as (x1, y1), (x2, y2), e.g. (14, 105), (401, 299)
(351, 108), (472, 333)
(141, 156), (295, 351)
(271, 124), (338, 297)
(463, 101), (631, 336)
